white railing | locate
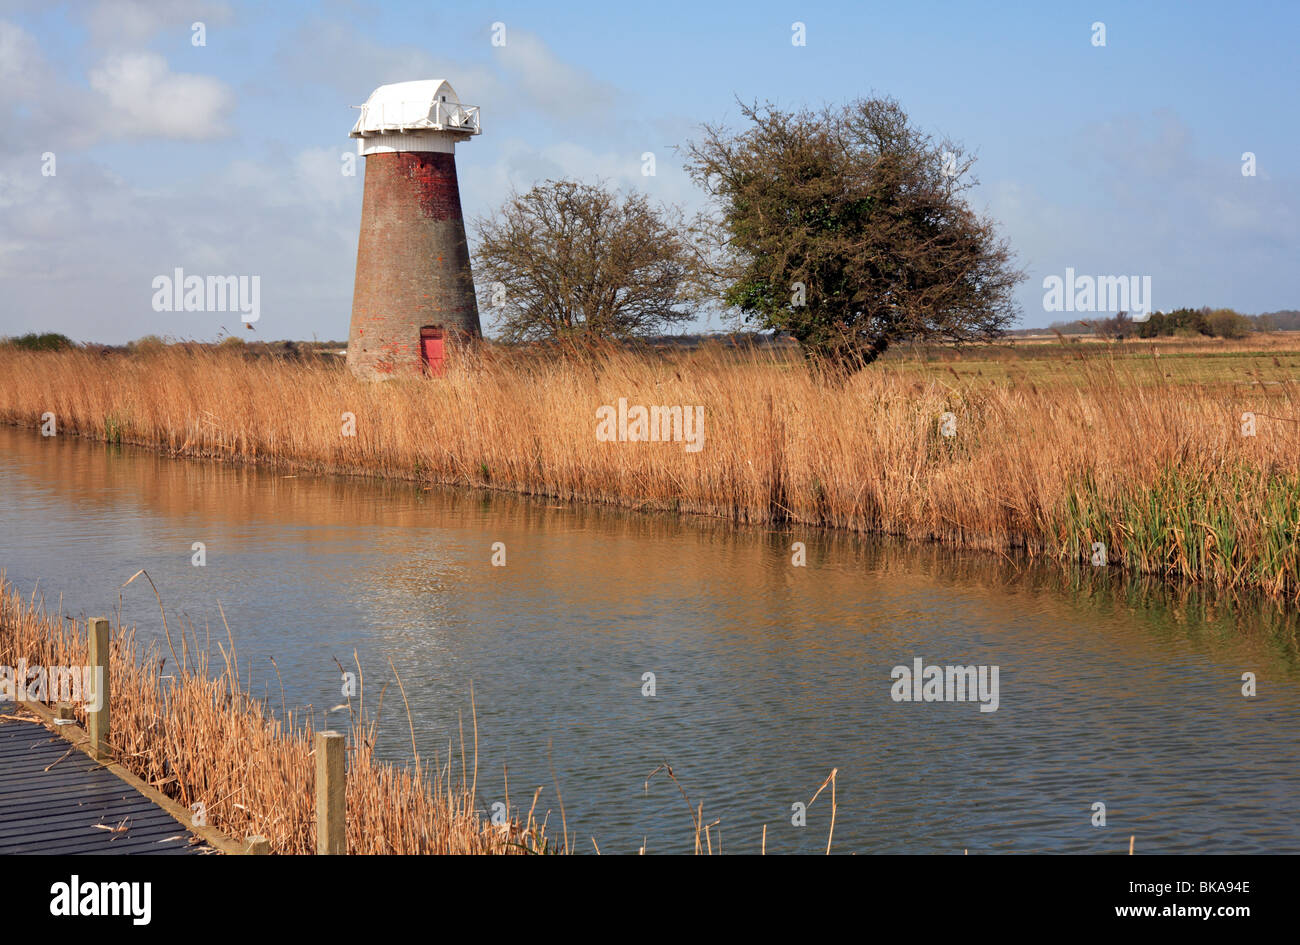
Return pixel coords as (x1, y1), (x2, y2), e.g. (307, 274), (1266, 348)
(352, 100), (480, 136)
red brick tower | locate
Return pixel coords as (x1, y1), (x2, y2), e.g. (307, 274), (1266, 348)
(347, 80), (482, 379)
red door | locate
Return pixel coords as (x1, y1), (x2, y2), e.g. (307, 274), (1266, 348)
(419, 327), (445, 376)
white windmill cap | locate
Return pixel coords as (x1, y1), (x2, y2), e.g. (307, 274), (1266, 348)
(350, 80), (481, 138)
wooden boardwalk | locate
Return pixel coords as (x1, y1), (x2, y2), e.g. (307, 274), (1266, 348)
(0, 703), (207, 855)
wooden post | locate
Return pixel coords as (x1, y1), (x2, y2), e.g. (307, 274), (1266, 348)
(315, 730), (345, 855)
(55, 702), (75, 721)
(245, 836), (270, 855)
(87, 617), (110, 758)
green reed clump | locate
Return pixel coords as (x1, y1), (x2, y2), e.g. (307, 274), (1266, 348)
(1253, 477), (1300, 595)
(1061, 465), (1300, 598)
(103, 413), (125, 444)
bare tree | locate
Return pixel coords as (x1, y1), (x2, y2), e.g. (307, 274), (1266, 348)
(685, 97), (1026, 367)
(472, 180), (705, 344)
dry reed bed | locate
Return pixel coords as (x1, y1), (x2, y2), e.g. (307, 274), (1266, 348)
(0, 580), (552, 853)
(0, 345), (1297, 597)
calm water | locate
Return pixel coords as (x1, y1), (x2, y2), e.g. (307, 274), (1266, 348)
(1, 425), (1298, 853)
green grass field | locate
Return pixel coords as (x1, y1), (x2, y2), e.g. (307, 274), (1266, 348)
(880, 334), (1300, 389)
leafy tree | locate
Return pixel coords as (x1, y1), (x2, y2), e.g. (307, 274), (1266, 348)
(1138, 309), (1193, 338)
(472, 179), (705, 344)
(1135, 307), (1253, 339)
(3, 332), (75, 351)
(685, 97), (1025, 367)
(1205, 307), (1251, 339)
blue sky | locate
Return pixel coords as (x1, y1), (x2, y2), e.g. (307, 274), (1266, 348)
(1, 0), (1296, 342)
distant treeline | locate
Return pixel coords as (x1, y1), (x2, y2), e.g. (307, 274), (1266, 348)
(7, 311), (1300, 356)
(1046, 308), (1300, 339)
(1, 332), (76, 351)
(1253, 310), (1300, 331)
(0, 333), (345, 358)
(0, 331), (787, 354)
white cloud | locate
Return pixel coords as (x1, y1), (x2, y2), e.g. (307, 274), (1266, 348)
(84, 0), (233, 50)
(0, 20), (100, 150)
(0, 19), (236, 147)
(88, 53), (234, 139)
(464, 138), (698, 215)
(490, 30), (616, 118)
(293, 147), (359, 210)
(0, 142), (362, 343)
(282, 20), (503, 108)
(281, 21), (619, 127)
(0, 20), (45, 101)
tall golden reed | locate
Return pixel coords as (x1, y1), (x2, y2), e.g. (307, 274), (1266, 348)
(0, 579), (555, 854)
(0, 342), (1295, 596)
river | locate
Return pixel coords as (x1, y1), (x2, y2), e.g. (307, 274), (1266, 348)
(1, 425), (1297, 853)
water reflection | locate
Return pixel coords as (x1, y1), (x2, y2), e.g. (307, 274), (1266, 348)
(1, 426), (1297, 853)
